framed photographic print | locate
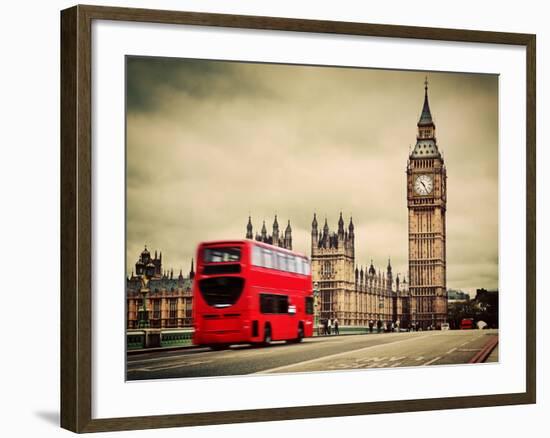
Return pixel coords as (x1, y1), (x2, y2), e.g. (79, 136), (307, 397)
(60, 4), (536, 433)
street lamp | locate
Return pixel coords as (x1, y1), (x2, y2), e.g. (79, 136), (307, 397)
(137, 261), (155, 329)
(313, 281), (319, 334)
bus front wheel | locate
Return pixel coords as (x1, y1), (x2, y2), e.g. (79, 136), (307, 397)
(296, 324), (304, 342)
(288, 324), (304, 344)
(263, 325), (272, 346)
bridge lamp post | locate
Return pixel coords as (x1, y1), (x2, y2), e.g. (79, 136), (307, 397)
(137, 262), (155, 329)
(313, 281), (319, 333)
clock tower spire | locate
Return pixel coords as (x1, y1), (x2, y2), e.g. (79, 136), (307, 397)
(407, 78), (447, 330)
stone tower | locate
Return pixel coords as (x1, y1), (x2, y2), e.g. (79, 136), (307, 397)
(311, 213), (356, 324)
(406, 78), (448, 329)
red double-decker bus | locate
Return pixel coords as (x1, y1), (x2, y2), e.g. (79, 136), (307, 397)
(192, 239), (314, 349)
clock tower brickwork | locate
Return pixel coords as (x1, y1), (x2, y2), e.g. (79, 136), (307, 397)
(407, 79), (448, 329)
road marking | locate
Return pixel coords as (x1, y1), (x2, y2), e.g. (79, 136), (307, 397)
(422, 356), (442, 366)
(129, 355), (203, 365)
(367, 363), (388, 368)
(130, 359), (213, 373)
(445, 347), (457, 355)
(256, 334), (432, 374)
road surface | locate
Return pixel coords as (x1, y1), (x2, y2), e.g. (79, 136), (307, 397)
(127, 329), (498, 381)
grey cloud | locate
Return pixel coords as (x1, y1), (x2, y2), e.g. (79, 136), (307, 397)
(126, 58), (498, 294)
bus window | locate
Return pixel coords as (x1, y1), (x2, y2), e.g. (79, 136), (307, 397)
(296, 257), (302, 274)
(277, 252), (288, 271)
(276, 295), (289, 313)
(262, 249), (274, 269)
(204, 247), (241, 263)
(198, 277), (244, 307)
(260, 294), (289, 314)
(303, 259), (311, 275)
(287, 255), (296, 273)
(271, 251), (280, 270)
(252, 245), (263, 267)
(295, 258), (304, 275)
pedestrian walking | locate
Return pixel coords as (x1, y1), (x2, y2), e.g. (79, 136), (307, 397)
(334, 317), (339, 335)
(327, 318), (333, 335)
(369, 319), (374, 333)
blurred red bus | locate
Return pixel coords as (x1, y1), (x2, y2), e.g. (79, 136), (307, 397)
(192, 239), (314, 349)
(460, 318), (474, 330)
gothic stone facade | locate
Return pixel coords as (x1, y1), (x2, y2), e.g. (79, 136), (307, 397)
(407, 80), (448, 329)
(127, 246), (194, 329)
(246, 215), (293, 249)
(311, 213), (411, 328)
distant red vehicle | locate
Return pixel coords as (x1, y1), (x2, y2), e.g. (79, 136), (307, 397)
(192, 239), (314, 349)
(460, 318), (474, 330)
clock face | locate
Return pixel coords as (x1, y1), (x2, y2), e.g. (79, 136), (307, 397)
(414, 174), (433, 195)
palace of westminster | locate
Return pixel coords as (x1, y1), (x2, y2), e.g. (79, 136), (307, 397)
(127, 81), (448, 330)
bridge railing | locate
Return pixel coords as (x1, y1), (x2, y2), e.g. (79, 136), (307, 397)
(127, 328), (193, 350)
(127, 326), (392, 350)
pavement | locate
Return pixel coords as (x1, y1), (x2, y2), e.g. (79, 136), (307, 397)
(126, 329), (498, 381)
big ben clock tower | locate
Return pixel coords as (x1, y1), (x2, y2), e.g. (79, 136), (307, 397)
(407, 79), (447, 330)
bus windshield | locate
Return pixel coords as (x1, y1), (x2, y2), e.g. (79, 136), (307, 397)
(203, 247), (241, 263)
(198, 276), (244, 307)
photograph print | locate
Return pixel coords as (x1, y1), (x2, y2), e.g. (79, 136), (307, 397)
(125, 56), (499, 381)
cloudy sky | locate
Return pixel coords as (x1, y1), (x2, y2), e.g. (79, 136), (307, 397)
(126, 56), (498, 294)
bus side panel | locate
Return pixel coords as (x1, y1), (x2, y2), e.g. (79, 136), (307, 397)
(248, 267), (313, 342)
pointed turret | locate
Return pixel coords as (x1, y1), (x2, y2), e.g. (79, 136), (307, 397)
(418, 77), (433, 126)
(246, 216), (253, 239)
(369, 260), (376, 276)
(261, 221), (267, 241)
(189, 258), (195, 280)
(141, 245), (150, 263)
(411, 77), (440, 159)
(348, 216), (354, 239)
(272, 215), (279, 245)
(386, 258), (393, 293)
(338, 212), (345, 238)
(311, 213), (319, 245)
(284, 220), (292, 250)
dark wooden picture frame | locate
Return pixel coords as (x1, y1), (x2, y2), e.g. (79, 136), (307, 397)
(60, 4), (536, 433)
